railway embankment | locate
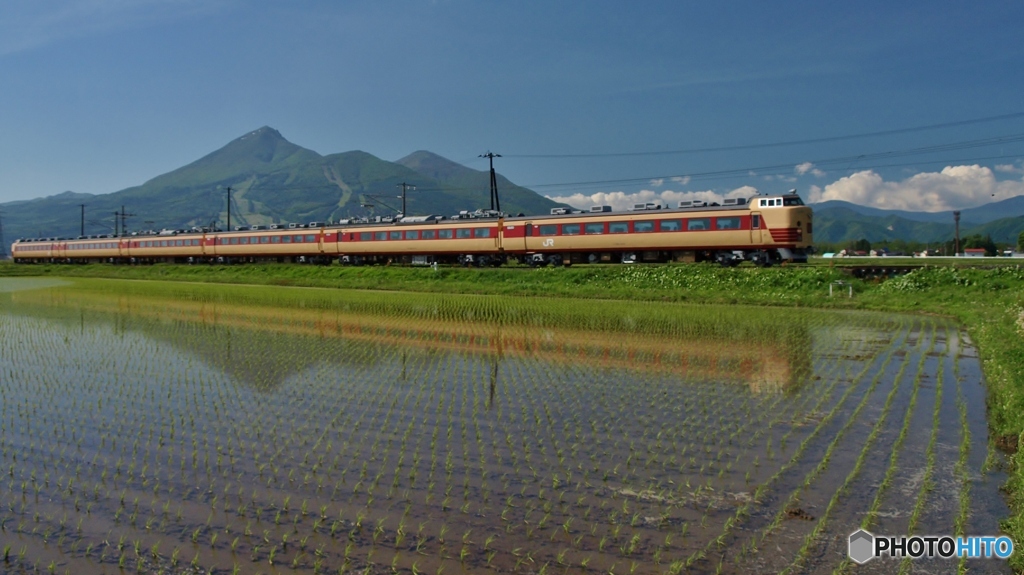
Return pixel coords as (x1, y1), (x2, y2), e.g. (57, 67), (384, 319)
(3, 260), (1024, 569)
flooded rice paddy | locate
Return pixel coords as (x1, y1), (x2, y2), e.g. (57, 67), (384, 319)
(0, 278), (1009, 574)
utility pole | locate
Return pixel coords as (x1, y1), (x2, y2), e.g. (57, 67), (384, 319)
(226, 186), (233, 231)
(80, 204), (86, 237)
(113, 211), (120, 237)
(116, 206), (135, 237)
(479, 152), (502, 212)
(0, 210), (7, 259)
(953, 211), (961, 256)
(396, 182), (415, 216)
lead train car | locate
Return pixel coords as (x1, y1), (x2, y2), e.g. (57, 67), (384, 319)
(10, 193), (812, 266)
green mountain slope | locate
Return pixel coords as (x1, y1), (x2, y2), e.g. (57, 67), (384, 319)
(814, 207), (1024, 245)
(1, 128), (561, 242)
(397, 151), (563, 216)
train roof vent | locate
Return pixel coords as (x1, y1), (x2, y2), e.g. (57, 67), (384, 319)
(551, 207), (571, 215)
(630, 203), (649, 211)
(590, 205), (612, 213)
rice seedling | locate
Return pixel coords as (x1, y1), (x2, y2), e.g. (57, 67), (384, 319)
(0, 278), (1002, 574)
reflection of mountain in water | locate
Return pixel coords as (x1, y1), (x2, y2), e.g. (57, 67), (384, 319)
(6, 284), (816, 393)
(2, 290), (378, 390)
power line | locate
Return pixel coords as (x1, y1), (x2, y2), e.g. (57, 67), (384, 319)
(523, 132), (1024, 191)
(504, 110), (1024, 159)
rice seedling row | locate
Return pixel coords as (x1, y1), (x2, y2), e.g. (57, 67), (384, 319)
(0, 279), (1006, 574)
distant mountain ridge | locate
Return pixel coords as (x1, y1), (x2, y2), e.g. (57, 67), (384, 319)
(810, 197), (1024, 244)
(1, 127), (562, 242)
(812, 196), (1024, 225)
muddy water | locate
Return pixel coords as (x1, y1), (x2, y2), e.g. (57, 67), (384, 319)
(0, 279), (1009, 574)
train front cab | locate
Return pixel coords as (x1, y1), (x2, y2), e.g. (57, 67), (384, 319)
(751, 195), (812, 263)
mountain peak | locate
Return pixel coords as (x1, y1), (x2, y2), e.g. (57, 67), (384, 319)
(397, 150), (481, 181)
(236, 126), (285, 143)
(146, 127), (321, 187)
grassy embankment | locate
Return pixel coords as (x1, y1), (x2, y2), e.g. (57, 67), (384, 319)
(3, 260), (1024, 567)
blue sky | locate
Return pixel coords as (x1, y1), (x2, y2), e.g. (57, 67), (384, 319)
(1, 0), (1023, 211)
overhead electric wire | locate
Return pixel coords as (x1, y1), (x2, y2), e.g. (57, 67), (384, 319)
(522, 132), (1024, 191)
(503, 110), (1024, 158)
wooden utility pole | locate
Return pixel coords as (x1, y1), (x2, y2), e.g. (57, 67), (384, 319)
(479, 152), (502, 212)
(953, 211), (961, 256)
(0, 210), (6, 259)
(226, 186), (233, 231)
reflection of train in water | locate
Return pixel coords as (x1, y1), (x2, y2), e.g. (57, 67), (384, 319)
(10, 288), (810, 393)
(11, 192), (812, 267)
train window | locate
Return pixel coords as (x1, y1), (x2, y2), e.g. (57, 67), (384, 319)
(474, 228), (490, 238)
(783, 196), (804, 206)
(716, 217), (741, 230)
(260, 237), (270, 244)
(561, 224), (581, 235)
(283, 235), (292, 243)
(228, 238), (237, 245)
(439, 229), (453, 239)
(405, 230), (419, 240)
(306, 234), (316, 243)
(660, 220), (682, 232)
(422, 230), (436, 239)
(374, 231), (387, 241)
(456, 229), (472, 239)
(634, 221), (655, 233)
(360, 232), (372, 241)
(271, 236), (281, 244)
(751, 215), (760, 229)
(292, 235), (302, 243)
(239, 238), (249, 245)
(609, 222), (628, 234)
(687, 218), (710, 231)
(584, 222), (605, 235)
(177, 240), (185, 247)
(538, 225), (558, 236)
(388, 231), (400, 240)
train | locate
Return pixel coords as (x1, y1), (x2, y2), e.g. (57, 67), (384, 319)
(10, 191), (812, 267)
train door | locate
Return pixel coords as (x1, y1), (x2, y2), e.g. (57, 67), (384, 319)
(750, 212), (764, 245)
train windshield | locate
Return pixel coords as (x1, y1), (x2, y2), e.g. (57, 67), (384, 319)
(783, 196), (804, 206)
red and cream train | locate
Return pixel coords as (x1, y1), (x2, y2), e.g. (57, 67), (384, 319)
(11, 192), (812, 267)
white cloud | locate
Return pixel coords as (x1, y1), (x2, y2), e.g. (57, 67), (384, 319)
(996, 163), (1023, 175)
(764, 175), (797, 183)
(670, 176), (691, 185)
(545, 186), (757, 212)
(649, 178), (664, 187)
(807, 165), (1024, 211)
(795, 162), (826, 177)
